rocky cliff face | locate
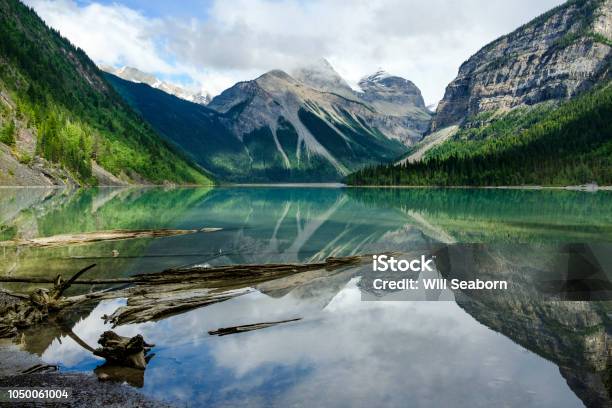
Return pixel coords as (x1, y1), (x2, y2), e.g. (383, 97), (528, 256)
(290, 60), (432, 144)
(358, 70), (431, 144)
(433, 0), (612, 130)
(358, 70), (426, 113)
(207, 69), (410, 179)
(205, 61), (432, 179)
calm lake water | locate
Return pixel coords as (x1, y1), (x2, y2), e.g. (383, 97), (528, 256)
(1, 187), (611, 407)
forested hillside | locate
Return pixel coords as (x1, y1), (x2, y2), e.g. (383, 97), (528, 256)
(348, 0), (611, 187)
(347, 82), (612, 186)
(107, 70), (411, 182)
(0, 0), (211, 185)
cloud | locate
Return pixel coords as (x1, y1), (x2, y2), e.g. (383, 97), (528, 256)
(40, 279), (581, 407)
(26, 0), (564, 105)
(26, 0), (176, 73)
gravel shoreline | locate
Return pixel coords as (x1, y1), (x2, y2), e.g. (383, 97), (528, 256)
(0, 343), (173, 407)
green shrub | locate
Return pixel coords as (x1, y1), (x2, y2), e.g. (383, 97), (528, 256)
(0, 119), (16, 146)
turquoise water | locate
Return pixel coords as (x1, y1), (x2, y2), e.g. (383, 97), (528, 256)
(1, 187), (611, 407)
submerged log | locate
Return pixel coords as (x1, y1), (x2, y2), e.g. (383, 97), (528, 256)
(93, 331), (154, 370)
(208, 318), (302, 336)
(94, 364), (147, 388)
(0, 227), (221, 249)
(0, 255), (368, 286)
(130, 255), (367, 287)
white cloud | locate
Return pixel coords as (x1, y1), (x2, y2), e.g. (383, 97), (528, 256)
(26, 0), (564, 105)
(26, 0), (176, 73)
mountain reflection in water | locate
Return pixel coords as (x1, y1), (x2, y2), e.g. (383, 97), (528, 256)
(1, 187), (610, 407)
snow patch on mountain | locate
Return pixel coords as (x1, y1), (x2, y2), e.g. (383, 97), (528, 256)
(359, 70), (393, 88)
(99, 65), (211, 105)
(290, 58), (357, 100)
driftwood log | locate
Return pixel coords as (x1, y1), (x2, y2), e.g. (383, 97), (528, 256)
(0, 227), (221, 249)
(208, 318), (302, 336)
(0, 264), (96, 338)
(0, 254), (373, 336)
(93, 331), (154, 370)
(0, 255), (367, 286)
(96, 255), (370, 326)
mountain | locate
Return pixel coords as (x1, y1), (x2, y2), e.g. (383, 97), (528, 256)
(109, 69), (409, 181)
(0, 0), (210, 186)
(292, 59), (432, 144)
(290, 58), (356, 99)
(107, 61), (431, 182)
(207, 69), (411, 179)
(100, 65), (211, 105)
(358, 70), (427, 114)
(357, 70), (431, 143)
(104, 74), (255, 181)
(348, 0), (612, 187)
(432, 0), (611, 130)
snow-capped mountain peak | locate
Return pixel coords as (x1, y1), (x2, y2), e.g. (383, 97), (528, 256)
(358, 69), (426, 111)
(99, 65), (211, 105)
(362, 69), (392, 84)
(290, 58), (355, 99)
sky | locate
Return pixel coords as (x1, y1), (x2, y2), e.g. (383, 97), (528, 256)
(25, 0), (564, 106)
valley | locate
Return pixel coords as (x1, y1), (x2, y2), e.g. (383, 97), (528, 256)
(0, 0), (610, 186)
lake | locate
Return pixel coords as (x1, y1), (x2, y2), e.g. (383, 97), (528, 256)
(1, 187), (611, 407)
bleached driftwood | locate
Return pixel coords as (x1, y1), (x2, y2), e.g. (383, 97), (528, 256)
(0, 227), (221, 249)
(96, 255), (368, 326)
(0, 254), (371, 335)
(101, 286), (251, 326)
(1, 255), (366, 287)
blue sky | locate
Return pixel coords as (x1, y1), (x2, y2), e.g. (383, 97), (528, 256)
(27, 0), (564, 105)
(75, 0), (214, 19)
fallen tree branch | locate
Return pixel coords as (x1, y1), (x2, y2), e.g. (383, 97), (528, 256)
(208, 318), (302, 336)
(51, 264), (97, 299)
(63, 327), (97, 353)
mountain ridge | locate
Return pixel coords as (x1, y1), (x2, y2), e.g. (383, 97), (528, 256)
(432, 0), (611, 130)
(290, 58), (356, 100)
(347, 0), (612, 186)
(0, 0), (211, 186)
(108, 61), (431, 182)
(100, 65), (211, 105)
